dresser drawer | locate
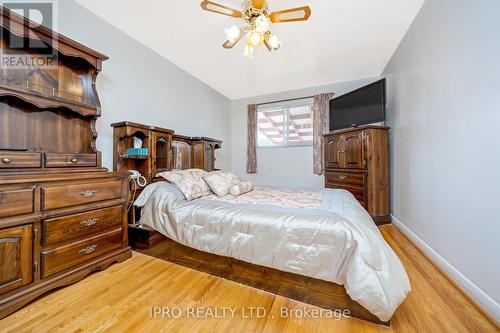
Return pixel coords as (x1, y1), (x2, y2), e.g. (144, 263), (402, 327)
(326, 182), (365, 201)
(41, 228), (122, 278)
(0, 188), (35, 218)
(45, 153), (97, 168)
(0, 152), (41, 169)
(42, 206), (123, 247)
(42, 180), (122, 211)
(325, 171), (364, 186)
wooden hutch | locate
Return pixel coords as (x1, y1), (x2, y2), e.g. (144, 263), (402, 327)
(323, 125), (390, 224)
(111, 121), (222, 248)
(0, 7), (131, 319)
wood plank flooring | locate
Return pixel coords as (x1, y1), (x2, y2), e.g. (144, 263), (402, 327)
(0, 225), (497, 332)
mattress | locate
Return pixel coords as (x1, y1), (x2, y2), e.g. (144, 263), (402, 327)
(135, 182), (411, 321)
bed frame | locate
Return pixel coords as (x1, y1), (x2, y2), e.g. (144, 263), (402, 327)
(147, 236), (390, 326)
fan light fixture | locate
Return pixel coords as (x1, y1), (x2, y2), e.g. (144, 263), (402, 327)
(200, 0), (311, 58)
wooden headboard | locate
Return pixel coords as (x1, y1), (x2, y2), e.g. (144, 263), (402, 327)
(111, 121), (222, 181)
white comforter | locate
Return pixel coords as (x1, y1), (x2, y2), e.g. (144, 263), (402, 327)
(136, 182), (410, 321)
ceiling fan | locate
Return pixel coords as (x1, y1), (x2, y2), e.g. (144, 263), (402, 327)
(200, 0), (311, 58)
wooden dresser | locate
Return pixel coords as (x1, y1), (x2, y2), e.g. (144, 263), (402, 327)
(0, 7), (131, 319)
(323, 126), (390, 224)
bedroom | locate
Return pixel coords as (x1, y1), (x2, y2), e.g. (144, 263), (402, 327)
(0, 0), (498, 332)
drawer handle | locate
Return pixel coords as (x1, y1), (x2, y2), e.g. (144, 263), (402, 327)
(70, 158), (78, 164)
(1, 158), (11, 164)
(78, 244), (97, 255)
(80, 218), (98, 227)
(79, 190), (97, 198)
(338, 175), (347, 180)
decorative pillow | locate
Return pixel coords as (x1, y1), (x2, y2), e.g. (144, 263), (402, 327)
(229, 181), (254, 196)
(180, 168), (207, 177)
(202, 171), (242, 197)
(159, 169), (211, 201)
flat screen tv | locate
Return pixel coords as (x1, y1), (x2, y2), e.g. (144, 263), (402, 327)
(329, 79), (386, 131)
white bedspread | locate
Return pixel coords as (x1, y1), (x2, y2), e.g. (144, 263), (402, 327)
(136, 182), (410, 321)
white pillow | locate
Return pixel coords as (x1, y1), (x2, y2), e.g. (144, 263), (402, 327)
(229, 181), (254, 196)
(202, 171), (242, 197)
(159, 169), (211, 201)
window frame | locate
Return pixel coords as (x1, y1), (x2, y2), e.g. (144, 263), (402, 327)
(256, 98), (314, 149)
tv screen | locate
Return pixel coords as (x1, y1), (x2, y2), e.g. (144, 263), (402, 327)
(329, 79), (386, 131)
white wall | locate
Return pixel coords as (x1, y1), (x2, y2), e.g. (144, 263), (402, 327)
(54, 0), (231, 170)
(230, 78), (378, 188)
(383, 0), (500, 320)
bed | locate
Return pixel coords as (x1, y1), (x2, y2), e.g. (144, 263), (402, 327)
(135, 182), (410, 325)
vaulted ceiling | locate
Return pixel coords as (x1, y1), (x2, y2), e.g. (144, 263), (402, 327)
(76, 0), (424, 99)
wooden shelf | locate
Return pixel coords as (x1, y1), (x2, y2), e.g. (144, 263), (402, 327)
(120, 155), (148, 160)
(0, 84), (98, 117)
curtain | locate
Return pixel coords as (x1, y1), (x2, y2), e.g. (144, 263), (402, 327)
(247, 104), (258, 174)
(312, 93), (334, 175)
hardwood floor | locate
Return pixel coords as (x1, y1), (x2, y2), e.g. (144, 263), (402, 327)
(0, 225), (497, 332)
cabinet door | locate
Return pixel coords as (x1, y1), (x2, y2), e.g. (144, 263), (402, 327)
(343, 132), (364, 169)
(0, 225), (33, 295)
(192, 141), (204, 170)
(204, 144), (215, 171)
(152, 132), (171, 177)
(324, 135), (343, 169)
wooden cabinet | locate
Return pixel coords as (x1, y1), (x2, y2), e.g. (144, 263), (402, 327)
(343, 132), (364, 169)
(0, 174), (130, 320)
(192, 138), (222, 172)
(0, 225), (33, 295)
(323, 126), (390, 224)
(0, 8), (131, 320)
(324, 135), (343, 169)
(325, 132), (364, 170)
(111, 121), (174, 180)
(171, 134), (193, 170)
(152, 131), (172, 177)
(0, 8), (105, 117)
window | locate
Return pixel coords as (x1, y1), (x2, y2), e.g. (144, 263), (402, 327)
(257, 99), (314, 147)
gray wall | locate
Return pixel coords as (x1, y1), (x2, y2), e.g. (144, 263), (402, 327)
(230, 78), (378, 188)
(55, 0), (231, 170)
(383, 0), (500, 319)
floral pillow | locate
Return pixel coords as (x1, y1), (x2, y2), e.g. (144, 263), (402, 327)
(159, 169), (211, 201)
(202, 171), (242, 197)
(229, 181), (254, 196)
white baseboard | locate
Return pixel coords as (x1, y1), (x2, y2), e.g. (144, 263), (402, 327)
(390, 214), (500, 325)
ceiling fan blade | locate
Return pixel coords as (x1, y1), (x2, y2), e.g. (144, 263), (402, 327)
(200, 1), (242, 18)
(252, 0), (266, 10)
(269, 6), (311, 23)
(223, 31), (245, 49)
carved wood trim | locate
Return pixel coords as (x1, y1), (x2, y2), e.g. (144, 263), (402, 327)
(0, 87), (98, 117)
(90, 118), (98, 153)
(0, 6), (108, 70)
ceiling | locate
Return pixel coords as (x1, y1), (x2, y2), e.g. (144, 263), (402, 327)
(76, 0), (424, 100)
